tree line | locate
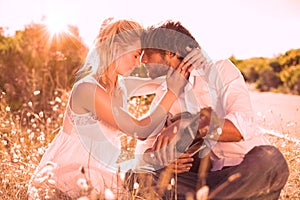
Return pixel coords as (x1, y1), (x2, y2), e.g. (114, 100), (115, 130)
(230, 48), (300, 95)
(0, 23), (88, 112)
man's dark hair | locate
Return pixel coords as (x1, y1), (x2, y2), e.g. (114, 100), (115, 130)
(141, 20), (200, 60)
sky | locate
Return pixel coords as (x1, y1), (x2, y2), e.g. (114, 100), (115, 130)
(0, 0), (300, 60)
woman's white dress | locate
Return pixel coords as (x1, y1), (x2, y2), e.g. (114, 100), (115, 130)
(28, 76), (138, 198)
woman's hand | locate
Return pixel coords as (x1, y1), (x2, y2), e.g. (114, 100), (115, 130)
(166, 64), (190, 96)
(143, 117), (197, 168)
(143, 121), (179, 167)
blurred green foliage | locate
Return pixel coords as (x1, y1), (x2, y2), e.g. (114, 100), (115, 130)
(230, 48), (300, 94)
(0, 23), (88, 111)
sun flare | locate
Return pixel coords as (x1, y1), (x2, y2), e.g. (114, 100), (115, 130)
(45, 15), (68, 37)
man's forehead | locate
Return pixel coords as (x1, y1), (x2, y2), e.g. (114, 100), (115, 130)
(143, 48), (159, 54)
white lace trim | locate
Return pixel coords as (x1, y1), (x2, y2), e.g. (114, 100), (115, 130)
(67, 109), (98, 126)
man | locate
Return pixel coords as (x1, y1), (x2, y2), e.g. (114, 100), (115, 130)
(129, 21), (289, 199)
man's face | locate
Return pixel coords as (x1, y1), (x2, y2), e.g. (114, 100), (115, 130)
(141, 49), (170, 79)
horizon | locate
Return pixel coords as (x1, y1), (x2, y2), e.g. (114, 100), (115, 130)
(0, 0), (300, 60)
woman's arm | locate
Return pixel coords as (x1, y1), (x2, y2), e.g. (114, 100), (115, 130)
(72, 67), (189, 140)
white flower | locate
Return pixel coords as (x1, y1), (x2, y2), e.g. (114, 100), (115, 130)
(33, 90), (40, 95)
(45, 161), (58, 169)
(170, 178), (175, 186)
(119, 172), (125, 181)
(28, 132), (35, 140)
(47, 118), (52, 123)
(77, 196), (89, 200)
(47, 179), (56, 185)
(39, 111), (44, 118)
(77, 178), (89, 191)
(33, 176), (48, 184)
(104, 188), (115, 200)
(28, 101), (33, 107)
(196, 185), (209, 200)
(38, 148), (45, 155)
(55, 97), (62, 103)
(133, 182), (139, 190)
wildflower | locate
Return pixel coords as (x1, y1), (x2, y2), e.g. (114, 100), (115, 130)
(55, 97), (62, 103)
(2, 178), (9, 184)
(133, 182), (139, 190)
(29, 132), (35, 140)
(77, 178), (89, 191)
(77, 197), (89, 200)
(104, 188), (115, 200)
(32, 123), (37, 128)
(196, 185), (209, 200)
(39, 111), (44, 118)
(47, 118), (52, 123)
(33, 90), (41, 95)
(2, 140), (8, 146)
(28, 101), (33, 107)
(34, 175), (48, 184)
(53, 106), (58, 111)
(170, 178), (175, 186)
(47, 179), (56, 185)
(45, 161), (58, 169)
(119, 172), (125, 181)
(38, 147), (45, 155)
(5, 106), (10, 112)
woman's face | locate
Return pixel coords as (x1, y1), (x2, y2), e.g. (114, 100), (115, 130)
(116, 40), (142, 75)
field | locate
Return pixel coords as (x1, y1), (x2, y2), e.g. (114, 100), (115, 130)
(0, 89), (299, 199)
(250, 90), (300, 199)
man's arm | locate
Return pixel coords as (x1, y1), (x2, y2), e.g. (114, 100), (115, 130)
(218, 119), (242, 142)
(198, 107), (243, 142)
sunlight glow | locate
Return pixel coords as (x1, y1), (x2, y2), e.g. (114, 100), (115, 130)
(45, 15), (68, 37)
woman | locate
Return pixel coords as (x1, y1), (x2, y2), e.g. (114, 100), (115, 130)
(28, 18), (190, 199)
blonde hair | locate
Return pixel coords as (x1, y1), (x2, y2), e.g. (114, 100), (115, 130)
(76, 18), (143, 90)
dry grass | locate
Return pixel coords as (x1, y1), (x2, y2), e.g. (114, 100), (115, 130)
(0, 91), (299, 199)
(265, 134), (300, 200)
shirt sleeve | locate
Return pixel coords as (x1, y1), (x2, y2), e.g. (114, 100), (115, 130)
(215, 59), (258, 140)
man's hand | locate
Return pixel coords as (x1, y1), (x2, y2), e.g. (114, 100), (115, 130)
(178, 47), (213, 72)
